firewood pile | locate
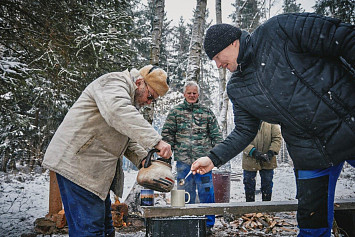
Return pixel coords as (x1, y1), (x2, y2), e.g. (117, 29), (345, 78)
(228, 212), (298, 235)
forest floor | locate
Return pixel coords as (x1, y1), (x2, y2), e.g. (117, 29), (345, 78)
(1, 159), (354, 237)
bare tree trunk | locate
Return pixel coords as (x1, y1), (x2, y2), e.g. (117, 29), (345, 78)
(150, 0), (165, 66)
(216, 0), (222, 23)
(216, 0), (228, 135)
(1, 148), (9, 172)
(219, 90), (230, 138)
(186, 0), (207, 82)
(9, 156), (16, 171)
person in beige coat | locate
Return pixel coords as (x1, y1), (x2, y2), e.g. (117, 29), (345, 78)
(42, 65), (172, 237)
(242, 121), (282, 202)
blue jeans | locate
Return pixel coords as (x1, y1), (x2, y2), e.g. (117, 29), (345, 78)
(295, 159), (355, 237)
(176, 161), (215, 227)
(56, 174), (114, 237)
(243, 169), (274, 201)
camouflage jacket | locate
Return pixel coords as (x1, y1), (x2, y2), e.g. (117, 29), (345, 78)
(162, 99), (223, 165)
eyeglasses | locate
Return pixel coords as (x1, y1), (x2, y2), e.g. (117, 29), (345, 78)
(144, 81), (156, 103)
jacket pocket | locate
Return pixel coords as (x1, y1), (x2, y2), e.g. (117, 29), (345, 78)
(75, 135), (95, 155)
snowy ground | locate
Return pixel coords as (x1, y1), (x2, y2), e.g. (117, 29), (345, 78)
(0, 159), (354, 237)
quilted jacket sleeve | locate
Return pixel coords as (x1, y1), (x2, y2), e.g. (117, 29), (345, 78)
(277, 13), (355, 67)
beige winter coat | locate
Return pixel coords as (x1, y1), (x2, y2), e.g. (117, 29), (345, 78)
(242, 122), (282, 171)
(42, 69), (162, 200)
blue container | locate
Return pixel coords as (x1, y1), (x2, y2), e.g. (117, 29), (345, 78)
(140, 189), (154, 206)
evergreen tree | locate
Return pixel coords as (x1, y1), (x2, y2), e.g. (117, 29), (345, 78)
(168, 18), (191, 92)
(230, 0), (262, 32)
(0, 0), (138, 170)
(130, 0), (154, 67)
(314, 0), (354, 24)
(282, 0), (304, 13)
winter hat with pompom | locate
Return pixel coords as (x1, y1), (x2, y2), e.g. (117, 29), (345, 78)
(204, 24), (242, 60)
(139, 65), (169, 97)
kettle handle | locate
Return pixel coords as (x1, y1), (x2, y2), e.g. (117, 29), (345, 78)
(144, 148), (160, 168)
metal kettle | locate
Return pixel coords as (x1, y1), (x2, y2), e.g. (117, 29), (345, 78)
(136, 149), (174, 192)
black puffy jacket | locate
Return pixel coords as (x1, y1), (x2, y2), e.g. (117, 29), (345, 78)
(209, 13), (355, 170)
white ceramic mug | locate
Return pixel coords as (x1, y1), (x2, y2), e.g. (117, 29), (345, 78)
(171, 189), (190, 207)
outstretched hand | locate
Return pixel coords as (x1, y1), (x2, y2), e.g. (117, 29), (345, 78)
(191, 157), (214, 175)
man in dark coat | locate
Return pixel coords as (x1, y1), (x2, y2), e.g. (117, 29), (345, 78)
(191, 13), (354, 237)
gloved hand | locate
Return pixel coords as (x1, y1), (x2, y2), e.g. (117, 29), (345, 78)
(251, 148), (271, 162)
(259, 153), (270, 162)
(251, 149), (267, 162)
(259, 150), (275, 163)
(267, 150), (275, 160)
(251, 149), (262, 159)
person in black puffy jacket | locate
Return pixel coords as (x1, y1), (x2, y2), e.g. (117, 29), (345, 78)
(191, 13), (355, 237)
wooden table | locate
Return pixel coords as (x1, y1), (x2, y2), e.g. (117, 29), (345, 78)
(141, 198), (355, 218)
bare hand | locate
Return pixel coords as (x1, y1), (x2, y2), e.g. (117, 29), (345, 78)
(154, 140), (172, 159)
(141, 159), (146, 167)
(191, 157), (214, 175)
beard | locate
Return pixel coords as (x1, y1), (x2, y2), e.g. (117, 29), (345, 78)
(134, 87), (146, 109)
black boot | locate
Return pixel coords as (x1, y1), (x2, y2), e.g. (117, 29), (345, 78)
(262, 192), (272, 201)
(107, 230), (115, 237)
(245, 193), (255, 202)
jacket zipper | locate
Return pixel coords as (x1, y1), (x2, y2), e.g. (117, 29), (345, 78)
(280, 45), (332, 165)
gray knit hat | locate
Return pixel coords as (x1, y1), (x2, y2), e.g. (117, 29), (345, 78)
(204, 24), (242, 60)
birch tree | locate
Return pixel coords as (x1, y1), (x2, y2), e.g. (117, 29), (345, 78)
(150, 0), (165, 65)
(186, 0), (207, 82)
(215, 0), (229, 139)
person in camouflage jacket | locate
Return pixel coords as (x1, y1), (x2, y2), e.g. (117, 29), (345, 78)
(162, 81), (222, 232)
